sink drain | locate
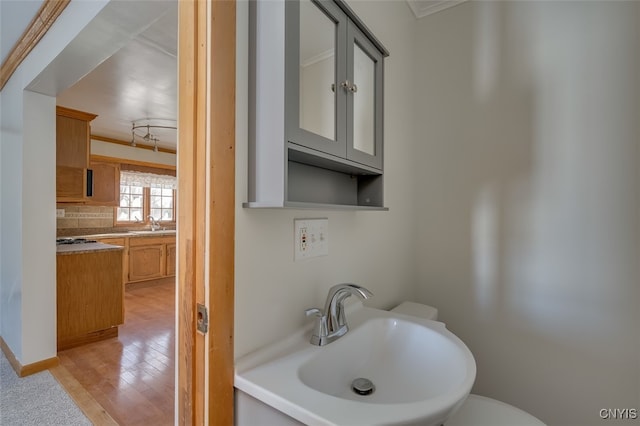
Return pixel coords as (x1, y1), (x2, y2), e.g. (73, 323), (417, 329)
(352, 378), (375, 396)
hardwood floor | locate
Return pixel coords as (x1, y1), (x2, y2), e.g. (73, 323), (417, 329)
(58, 278), (175, 425)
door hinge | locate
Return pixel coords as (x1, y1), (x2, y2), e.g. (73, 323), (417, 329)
(197, 303), (209, 334)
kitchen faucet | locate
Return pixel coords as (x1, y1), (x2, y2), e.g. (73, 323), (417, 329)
(148, 215), (161, 231)
(305, 283), (373, 346)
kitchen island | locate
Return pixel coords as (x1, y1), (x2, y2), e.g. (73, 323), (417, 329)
(56, 242), (124, 351)
(59, 231), (176, 286)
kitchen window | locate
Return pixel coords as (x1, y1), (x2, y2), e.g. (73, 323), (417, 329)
(117, 171), (177, 224)
(150, 183), (174, 221)
(118, 181), (144, 222)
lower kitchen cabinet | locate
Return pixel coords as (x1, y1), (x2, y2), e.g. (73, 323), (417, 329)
(166, 243), (176, 277)
(94, 234), (176, 285)
(93, 237), (127, 286)
(129, 244), (165, 282)
(56, 247), (124, 350)
(127, 235), (176, 283)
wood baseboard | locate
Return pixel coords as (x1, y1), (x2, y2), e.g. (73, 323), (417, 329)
(57, 327), (118, 352)
(126, 276), (175, 290)
(0, 336), (60, 377)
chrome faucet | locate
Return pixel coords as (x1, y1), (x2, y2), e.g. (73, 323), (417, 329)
(305, 283), (373, 346)
(148, 215), (161, 231)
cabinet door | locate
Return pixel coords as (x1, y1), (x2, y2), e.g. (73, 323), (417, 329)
(286, 0), (348, 157)
(95, 237), (128, 286)
(128, 244), (165, 282)
(165, 243), (176, 277)
(56, 108), (96, 202)
(345, 22), (384, 170)
(56, 249), (124, 350)
(88, 162), (120, 206)
(57, 115), (90, 169)
(56, 166), (87, 201)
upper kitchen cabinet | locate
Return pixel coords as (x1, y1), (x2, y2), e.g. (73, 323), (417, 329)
(86, 160), (120, 206)
(246, 0), (389, 210)
(56, 106), (97, 203)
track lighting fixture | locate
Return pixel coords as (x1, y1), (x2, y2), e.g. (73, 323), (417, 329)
(130, 120), (176, 150)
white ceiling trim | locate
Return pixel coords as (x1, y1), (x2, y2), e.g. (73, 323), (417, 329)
(405, 0), (468, 19)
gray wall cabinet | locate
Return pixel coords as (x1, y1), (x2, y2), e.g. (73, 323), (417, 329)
(246, 0), (389, 210)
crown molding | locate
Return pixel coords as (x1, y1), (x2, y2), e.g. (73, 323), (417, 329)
(0, 0), (70, 90)
(406, 0), (467, 19)
(92, 134), (177, 155)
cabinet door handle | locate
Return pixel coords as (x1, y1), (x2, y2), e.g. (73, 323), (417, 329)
(86, 169), (94, 197)
(340, 81), (358, 93)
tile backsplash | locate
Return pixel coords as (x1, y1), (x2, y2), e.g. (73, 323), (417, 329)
(56, 205), (114, 229)
(56, 205), (176, 237)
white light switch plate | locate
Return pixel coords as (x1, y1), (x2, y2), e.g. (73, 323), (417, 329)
(294, 218), (328, 261)
(56, 209), (65, 218)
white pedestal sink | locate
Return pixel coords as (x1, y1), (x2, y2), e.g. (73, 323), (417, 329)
(235, 304), (476, 426)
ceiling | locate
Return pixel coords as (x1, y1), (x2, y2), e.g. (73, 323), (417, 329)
(1, 0), (178, 151)
(56, 3), (178, 150)
(2, 0), (466, 151)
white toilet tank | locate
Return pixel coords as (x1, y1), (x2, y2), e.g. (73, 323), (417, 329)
(389, 301), (438, 320)
(390, 302), (546, 426)
(445, 394), (546, 426)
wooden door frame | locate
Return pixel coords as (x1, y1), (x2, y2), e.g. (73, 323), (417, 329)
(178, 1), (236, 424)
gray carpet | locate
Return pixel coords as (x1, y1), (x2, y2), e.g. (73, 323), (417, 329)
(0, 350), (91, 425)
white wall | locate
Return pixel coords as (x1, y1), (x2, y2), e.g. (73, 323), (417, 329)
(22, 92), (57, 362)
(0, 76), (25, 358)
(91, 139), (177, 167)
(234, 0), (419, 358)
(413, 2), (640, 425)
(0, 0), (110, 363)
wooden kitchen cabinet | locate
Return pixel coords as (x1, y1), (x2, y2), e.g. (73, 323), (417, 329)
(56, 107), (95, 169)
(87, 161), (120, 206)
(56, 247), (124, 351)
(128, 235), (176, 283)
(56, 166), (86, 200)
(129, 244), (165, 282)
(94, 237), (127, 286)
(94, 234), (175, 284)
(56, 106), (97, 203)
(166, 242), (176, 277)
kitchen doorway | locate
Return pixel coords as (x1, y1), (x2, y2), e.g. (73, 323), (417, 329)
(21, 0), (236, 423)
(52, 2), (180, 424)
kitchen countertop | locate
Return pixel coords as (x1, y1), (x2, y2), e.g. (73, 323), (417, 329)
(55, 231), (176, 254)
(56, 242), (125, 255)
(72, 230), (177, 239)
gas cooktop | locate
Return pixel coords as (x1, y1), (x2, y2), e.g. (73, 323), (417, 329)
(56, 238), (98, 245)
